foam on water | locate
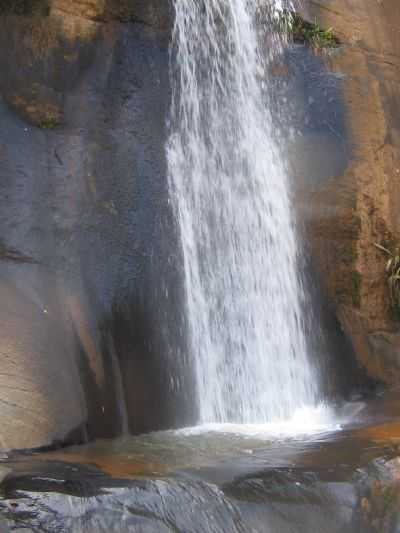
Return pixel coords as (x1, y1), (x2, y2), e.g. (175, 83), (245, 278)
(175, 403), (345, 439)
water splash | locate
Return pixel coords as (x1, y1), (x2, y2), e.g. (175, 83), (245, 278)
(177, 404), (343, 439)
(167, 0), (319, 424)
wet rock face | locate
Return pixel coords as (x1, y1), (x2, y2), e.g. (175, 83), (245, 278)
(301, 0), (400, 384)
(0, 477), (361, 533)
(51, 0), (173, 28)
(0, 0), (172, 128)
(270, 42), (370, 397)
(0, 0), (50, 16)
(0, 0), (172, 27)
(0, 0), (192, 451)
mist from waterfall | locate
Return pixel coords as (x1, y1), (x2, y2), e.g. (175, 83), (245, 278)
(167, 0), (320, 424)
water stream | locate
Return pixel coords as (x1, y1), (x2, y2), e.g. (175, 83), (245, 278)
(167, 0), (320, 423)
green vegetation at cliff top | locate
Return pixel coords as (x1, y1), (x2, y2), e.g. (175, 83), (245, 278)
(277, 12), (339, 50)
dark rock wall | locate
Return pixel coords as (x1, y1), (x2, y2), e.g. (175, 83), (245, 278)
(0, 0), (195, 450)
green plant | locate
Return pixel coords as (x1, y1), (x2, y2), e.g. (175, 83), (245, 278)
(275, 11), (339, 50)
(374, 242), (400, 313)
(273, 10), (293, 35)
(39, 117), (59, 129)
(350, 270), (362, 307)
(297, 18), (338, 49)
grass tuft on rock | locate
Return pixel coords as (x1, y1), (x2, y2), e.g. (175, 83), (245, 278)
(374, 242), (400, 318)
(276, 11), (339, 51)
(38, 116), (60, 130)
(350, 270), (362, 307)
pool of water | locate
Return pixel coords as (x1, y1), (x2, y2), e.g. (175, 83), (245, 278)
(2, 393), (400, 532)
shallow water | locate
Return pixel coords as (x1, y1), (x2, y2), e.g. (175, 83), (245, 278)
(2, 394), (400, 532)
(27, 403), (352, 478)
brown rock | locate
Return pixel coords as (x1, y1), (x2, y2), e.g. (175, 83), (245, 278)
(51, 0), (172, 30)
(303, 0), (400, 383)
(5, 86), (63, 128)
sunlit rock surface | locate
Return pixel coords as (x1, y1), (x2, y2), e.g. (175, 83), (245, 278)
(300, 0), (400, 383)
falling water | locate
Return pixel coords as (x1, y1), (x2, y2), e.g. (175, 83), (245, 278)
(167, 0), (320, 424)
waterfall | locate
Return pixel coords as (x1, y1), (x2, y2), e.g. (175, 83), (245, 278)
(167, 0), (320, 424)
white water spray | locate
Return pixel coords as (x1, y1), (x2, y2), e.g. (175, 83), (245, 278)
(167, 0), (320, 424)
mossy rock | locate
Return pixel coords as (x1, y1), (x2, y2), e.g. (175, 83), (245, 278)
(38, 115), (61, 129)
(5, 88), (63, 129)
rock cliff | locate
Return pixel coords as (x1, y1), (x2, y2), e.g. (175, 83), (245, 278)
(302, 0), (400, 384)
(0, 0), (194, 451)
